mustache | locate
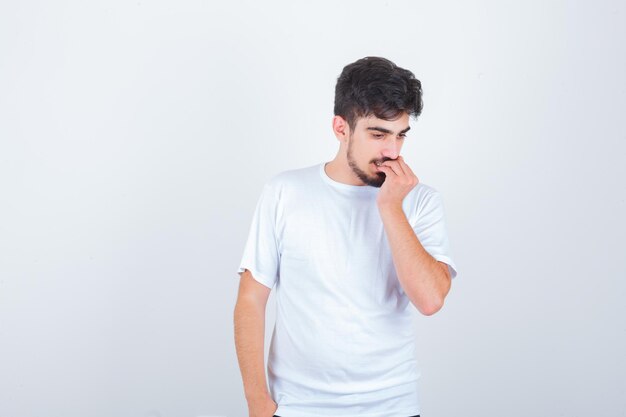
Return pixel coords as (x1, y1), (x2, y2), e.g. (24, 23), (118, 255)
(373, 157), (395, 165)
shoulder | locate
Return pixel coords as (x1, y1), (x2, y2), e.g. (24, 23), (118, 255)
(406, 181), (440, 206)
(404, 182), (444, 221)
(264, 163), (320, 193)
(413, 182), (439, 198)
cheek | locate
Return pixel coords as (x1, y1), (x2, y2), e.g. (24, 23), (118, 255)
(355, 140), (375, 155)
(358, 146), (375, 161)
(351, 137), (377, 161)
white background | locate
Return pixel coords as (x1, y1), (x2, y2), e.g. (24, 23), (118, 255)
(1, 1), (625, 416)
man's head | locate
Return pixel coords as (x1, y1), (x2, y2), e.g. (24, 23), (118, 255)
(332, 57), (423, 187)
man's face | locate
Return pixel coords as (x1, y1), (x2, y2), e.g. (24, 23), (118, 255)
(345, 113), (411, 188)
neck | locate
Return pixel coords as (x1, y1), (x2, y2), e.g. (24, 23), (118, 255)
(325, 152), (366, 186)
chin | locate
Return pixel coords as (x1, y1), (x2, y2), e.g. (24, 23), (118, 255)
(368, 173), (386, 188)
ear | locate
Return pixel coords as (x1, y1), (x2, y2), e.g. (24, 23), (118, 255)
(332, 115), (349, 142)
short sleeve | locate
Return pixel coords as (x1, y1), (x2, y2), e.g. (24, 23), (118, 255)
(236, 183), (280, 289)
(411, 190), (458, 279)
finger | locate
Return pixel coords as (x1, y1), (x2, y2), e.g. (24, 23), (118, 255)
(398, 157), (420, 185)
(397, 156), (417, 179)
(376, 165), (396, 177)
(381, 159), (404, 176)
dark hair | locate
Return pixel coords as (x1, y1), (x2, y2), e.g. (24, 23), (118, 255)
(334, 56), (423, 131)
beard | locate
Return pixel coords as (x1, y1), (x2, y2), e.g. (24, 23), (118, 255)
(346, 137), (387, 188)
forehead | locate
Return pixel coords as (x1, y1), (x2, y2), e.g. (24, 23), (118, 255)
(356, 113), (410, 129)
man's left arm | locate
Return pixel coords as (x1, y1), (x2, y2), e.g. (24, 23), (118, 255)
(375, 155), (452, 316)
(378, 203), (451, 316)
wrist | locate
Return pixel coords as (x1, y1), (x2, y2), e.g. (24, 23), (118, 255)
(245, 390), (272, 404)
(377, 201), (403, 213)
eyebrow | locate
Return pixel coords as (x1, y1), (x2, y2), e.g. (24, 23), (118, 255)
(366, 126), (411, 134)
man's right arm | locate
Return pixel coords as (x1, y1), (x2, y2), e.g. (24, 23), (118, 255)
(233, 269), (277, 417)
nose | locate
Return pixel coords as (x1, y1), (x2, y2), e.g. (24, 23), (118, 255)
(381, 137), (401, 160)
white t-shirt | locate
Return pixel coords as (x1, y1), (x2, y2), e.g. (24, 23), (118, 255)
(237, 161), (458, 417)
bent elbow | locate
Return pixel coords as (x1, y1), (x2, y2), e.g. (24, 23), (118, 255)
(418, 297), (445, 316)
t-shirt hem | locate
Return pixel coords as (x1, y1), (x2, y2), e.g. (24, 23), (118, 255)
(429, 254), (458, 279)
(236, 265), (275, 289)
(273, 405), (420, 417)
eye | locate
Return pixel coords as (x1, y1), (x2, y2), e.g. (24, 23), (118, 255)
(398, 134), (407, 140)
(372, 133), (384, 139)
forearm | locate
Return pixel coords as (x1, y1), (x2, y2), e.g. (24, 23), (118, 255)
(233, 298), (272, 403)
(378, 203), (450, 315)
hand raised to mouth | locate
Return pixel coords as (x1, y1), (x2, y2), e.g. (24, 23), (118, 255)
(374, 155), (420, 208)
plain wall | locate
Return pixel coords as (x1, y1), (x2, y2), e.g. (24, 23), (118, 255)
(1, 1), (625, 416)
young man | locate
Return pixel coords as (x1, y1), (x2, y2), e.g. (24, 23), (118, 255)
(234, 56), (458, 417)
